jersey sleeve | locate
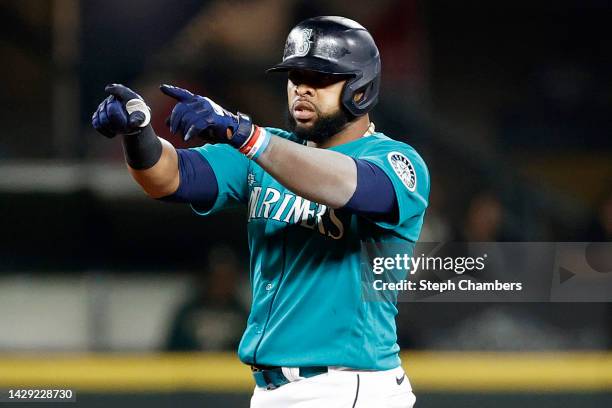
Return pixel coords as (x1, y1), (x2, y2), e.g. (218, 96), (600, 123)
(359, 141), (430, 232)
(189, 143), (250, 216)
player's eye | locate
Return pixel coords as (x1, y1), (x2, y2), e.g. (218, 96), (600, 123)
(289, 71), (350, 88)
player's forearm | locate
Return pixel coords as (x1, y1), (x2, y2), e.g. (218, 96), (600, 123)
(91, 84), (179, 198)
(127, 137), (180, 198)
(255, 135), (357, 208)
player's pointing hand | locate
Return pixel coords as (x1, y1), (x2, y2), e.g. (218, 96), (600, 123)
(92, 84), (151, 138)
(159, 84), (254, 147)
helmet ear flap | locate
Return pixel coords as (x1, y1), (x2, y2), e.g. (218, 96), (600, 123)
(356, 81), (376, 106)
(341, 74), (380, 117)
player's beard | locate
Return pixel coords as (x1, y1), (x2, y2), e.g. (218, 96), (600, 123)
(286, 107), (351, 144)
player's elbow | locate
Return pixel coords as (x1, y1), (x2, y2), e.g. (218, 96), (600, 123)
(322, 177), (357, 209)
(142, 184), (177, 199)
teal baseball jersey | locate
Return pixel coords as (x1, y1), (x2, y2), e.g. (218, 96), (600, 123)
(191, 127), (430, 370)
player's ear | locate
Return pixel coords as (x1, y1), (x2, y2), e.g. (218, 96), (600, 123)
(353, 92), (365, 102)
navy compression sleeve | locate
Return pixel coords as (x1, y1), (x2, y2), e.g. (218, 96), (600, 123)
(122, 125), (163, 170)
(342, 158), (398, 219)
(159, 149), (218, 210)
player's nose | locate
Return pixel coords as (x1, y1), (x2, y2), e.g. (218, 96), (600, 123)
(294, 83), (315, 97)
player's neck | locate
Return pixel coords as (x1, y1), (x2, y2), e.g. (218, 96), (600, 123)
(315, 114), (371, 149)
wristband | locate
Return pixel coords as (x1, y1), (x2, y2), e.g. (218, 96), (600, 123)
(250, 128), (271, 160)
(238, 126), (272, 160)
(122, 125), (163, 170)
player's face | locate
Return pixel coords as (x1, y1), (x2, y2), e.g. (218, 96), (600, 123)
(287, 70), (347, 124)
(286, 70), (351, 142)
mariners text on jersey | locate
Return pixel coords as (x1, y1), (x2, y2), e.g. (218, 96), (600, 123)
(247, 186), (345, 240)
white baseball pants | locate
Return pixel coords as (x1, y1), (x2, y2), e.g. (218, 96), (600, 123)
(250, 366), (416, 408)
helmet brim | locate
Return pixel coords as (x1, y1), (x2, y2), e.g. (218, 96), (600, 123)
(266, 56), (353, 75)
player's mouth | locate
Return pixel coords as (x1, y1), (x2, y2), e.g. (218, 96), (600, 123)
(292, 101), (316, 122)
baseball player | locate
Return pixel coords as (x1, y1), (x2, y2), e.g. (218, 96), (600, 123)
(92, 16), (429, 408)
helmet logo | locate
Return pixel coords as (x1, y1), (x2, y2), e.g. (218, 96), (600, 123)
(294, 28), (314, 57)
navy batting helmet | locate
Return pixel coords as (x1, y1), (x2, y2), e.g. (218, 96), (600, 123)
(267, 16), (381, 117)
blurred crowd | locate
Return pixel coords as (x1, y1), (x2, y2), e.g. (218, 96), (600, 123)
(1, 0), (609, 243)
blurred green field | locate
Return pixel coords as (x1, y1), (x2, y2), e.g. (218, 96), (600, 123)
(1, 352), (611, 407)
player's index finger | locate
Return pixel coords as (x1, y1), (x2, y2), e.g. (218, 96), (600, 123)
(159, 84), (194, 102)
(104, 83), (136, 101)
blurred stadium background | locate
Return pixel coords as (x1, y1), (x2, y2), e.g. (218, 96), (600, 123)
(0, 0), (611, 407)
